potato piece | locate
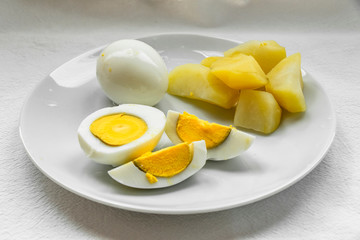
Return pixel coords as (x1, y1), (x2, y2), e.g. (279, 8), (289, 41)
(266, 53), (306, 113)
(234, 89), (282, 134)
(210, 54), (268, 90)
(201, 56), (223, 67)
(224, 40), (286, 74)
(168, 64), (239, 109)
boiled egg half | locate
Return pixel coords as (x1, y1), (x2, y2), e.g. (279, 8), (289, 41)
(96, 39), (168, 106)
(165, 110), (255, 160)
(108, 140), (207, 189)
(77, 104), (166, 166)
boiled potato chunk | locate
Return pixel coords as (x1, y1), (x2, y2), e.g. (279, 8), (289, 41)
(210, 54), (268, 90)
(224, 40), (286, 74)
(168, 64), (239, 109)
(266, 53), (306, 113)
(234, 90), (282, 134)
(201, 56), (222, 68)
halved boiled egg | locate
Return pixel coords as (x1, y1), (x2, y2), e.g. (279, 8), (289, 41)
(108, 140), (207, 189)
(165, 111), (255, 160)
(77, 104), (166, 166)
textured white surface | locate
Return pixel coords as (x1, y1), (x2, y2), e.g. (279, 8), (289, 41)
(1, 0), (360, 239)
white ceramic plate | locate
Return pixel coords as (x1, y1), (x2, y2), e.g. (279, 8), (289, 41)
(19, 34), (336, 214)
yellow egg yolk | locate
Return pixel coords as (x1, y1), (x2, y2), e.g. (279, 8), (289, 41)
(90, 113), (147, 146)
(133, 143), (193, 181)
(145, 173), (158, 184)
(176, 112), (231, 149)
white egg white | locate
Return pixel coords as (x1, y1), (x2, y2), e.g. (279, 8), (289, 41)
(108, 140), (207, 189)
(77, 104), (166, 166)
(96, 39), (168, 106)
(165, 110), (255, 160)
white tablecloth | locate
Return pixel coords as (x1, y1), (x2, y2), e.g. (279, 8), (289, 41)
(1, 0), (360, 239)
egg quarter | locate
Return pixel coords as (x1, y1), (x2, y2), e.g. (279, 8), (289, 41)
(108, 140), (207, 189)
(165, 110), (255, 160)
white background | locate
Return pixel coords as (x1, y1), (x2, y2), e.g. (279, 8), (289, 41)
(1, 0), (360, 239)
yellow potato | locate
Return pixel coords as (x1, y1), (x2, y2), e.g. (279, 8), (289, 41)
(234, 89), (282, 134)
(224, 40), (286, 74)
(168, 64), (239, 109)
(201, 56), (223, 68)
(210, 54), (268, 90)
(266, 53), (306, 113)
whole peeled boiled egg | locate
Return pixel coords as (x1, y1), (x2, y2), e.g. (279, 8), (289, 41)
(77, 104), (166, 166)
(165, 110), (255, 160)
(108, 140), (207, 189)
(96, 39), (168, 106)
